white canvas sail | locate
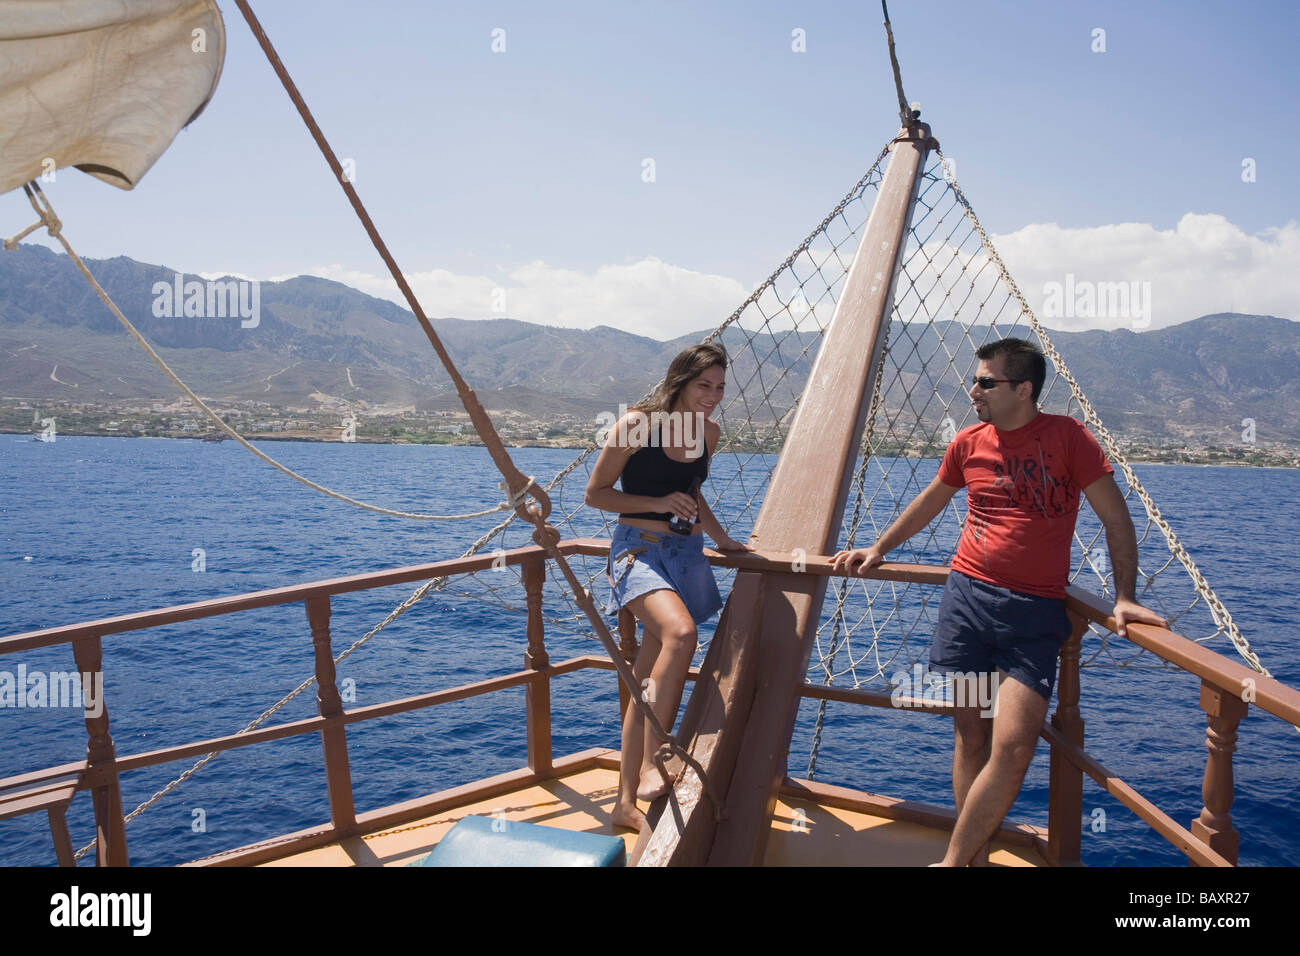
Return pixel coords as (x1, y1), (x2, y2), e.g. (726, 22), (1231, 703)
(0, 0), (225, 194)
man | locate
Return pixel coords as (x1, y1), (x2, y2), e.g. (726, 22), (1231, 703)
(831, 337), (1166, 866)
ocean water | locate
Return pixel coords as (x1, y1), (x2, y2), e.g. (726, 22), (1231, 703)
(1, 437), (1297, 867)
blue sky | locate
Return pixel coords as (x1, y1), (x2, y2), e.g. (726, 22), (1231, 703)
(3, 0), (1297, 336)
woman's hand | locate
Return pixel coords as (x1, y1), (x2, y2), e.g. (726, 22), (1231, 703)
(657, 492), (698, 522)
(712, 534), (754, 552)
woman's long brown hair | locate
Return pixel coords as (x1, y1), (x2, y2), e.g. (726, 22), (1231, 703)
(632, 342), (728, 414)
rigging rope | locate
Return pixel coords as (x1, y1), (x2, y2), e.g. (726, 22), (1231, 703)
(227, 0), (723, 820)
(229, 0), (727, 823)
(882, 1), (915, 131)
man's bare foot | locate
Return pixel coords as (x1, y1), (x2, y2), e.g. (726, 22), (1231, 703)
(636, 765), (670, 801)
(611, 800), (646, 831)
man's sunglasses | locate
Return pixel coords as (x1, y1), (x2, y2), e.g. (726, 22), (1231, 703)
(972, 376), (1024, 390)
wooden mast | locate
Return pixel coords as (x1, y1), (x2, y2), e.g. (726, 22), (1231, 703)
(632, 121), (934, 866)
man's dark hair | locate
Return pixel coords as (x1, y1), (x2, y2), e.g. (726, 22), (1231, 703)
(975, 338), (1046, 402)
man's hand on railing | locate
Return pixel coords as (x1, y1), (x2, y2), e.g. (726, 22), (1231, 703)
(1112, 597), (1168, 638)
(829, 546), (885, 577)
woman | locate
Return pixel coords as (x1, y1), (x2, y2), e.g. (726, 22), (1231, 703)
(585, 342), (750, 832)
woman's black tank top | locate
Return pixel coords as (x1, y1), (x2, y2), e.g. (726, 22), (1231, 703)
(619, 440), (709, 521)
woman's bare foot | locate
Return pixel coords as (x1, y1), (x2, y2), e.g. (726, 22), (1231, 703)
(611, 800), (646, 831)
(636, 764), (670, 801)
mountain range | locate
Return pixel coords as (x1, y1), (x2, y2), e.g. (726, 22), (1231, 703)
(2, 244), (1297, 446)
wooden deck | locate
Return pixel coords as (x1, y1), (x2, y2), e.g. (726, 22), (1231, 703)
(251, 750), (1047, 867)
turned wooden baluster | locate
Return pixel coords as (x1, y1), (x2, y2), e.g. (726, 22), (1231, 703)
(72, 634), (128, 865)
(1047, 611), (1088, 866)
(523, 555), (553, 775)
(616, 607), (639, 721)
(306, 595), (357, 836)
(1190, 679), (1248, 865)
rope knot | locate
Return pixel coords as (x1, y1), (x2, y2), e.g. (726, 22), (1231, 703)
(501, 476), (536, 510)
(6, 183), (63, 249)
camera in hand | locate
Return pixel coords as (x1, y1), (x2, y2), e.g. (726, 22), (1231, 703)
(668, 477), (702, 535)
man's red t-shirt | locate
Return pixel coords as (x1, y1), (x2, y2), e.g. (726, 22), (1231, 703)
(937, 413), (1113, 599)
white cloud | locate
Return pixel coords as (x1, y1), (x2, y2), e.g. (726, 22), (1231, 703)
(989, 214), (1300, 330)
(266, 214), (1297, 339)
(292, 257), (749, 340)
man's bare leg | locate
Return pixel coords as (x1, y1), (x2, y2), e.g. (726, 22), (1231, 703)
(951, 697), (994, 866)
(938, 671), (1049, 866)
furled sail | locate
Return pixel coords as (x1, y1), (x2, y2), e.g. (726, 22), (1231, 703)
(0, 0), (225, 194)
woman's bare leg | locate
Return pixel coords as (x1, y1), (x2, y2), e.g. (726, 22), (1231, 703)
(610, 590), (698, 823)
(629, 590), (698, 800)
(612, 622), (660, 831)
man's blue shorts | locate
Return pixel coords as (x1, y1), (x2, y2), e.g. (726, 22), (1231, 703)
(606, 524), (723, 625)
(929, 569), (1072, 702)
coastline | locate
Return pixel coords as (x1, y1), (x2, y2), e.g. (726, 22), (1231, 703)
(5, 428), (1297, 469)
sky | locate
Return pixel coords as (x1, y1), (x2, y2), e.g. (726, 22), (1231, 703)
(3, 0), (1297, 339)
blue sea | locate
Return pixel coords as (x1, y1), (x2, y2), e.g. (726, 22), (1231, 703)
(1, 437), (1297, 867)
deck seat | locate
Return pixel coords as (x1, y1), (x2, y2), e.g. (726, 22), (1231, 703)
(408, 814), (626, 867)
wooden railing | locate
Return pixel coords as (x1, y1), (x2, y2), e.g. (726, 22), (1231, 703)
(1, 539), (1296, 867)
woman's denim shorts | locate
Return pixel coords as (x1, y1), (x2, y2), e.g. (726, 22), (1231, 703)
(606, 523), (723, 625)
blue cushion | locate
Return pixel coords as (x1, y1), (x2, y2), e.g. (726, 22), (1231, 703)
(409, 815), (626, 867)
